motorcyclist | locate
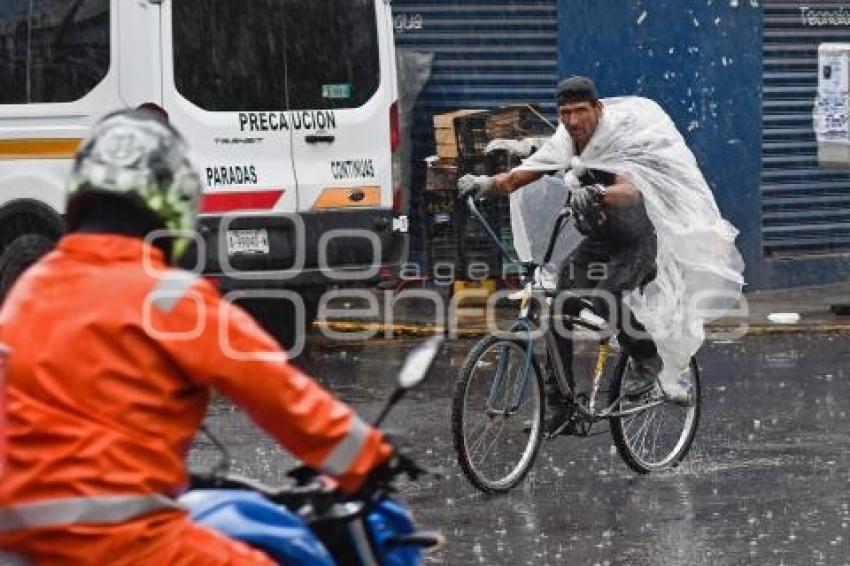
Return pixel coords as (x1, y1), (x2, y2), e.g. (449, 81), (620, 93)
(459, 76), (662, 435)
(0, 109), (400, 565)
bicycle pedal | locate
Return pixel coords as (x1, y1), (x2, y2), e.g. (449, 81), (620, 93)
(544, 420), (578, 439)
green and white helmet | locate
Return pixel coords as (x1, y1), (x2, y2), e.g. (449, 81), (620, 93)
(68, 109), (202, 249)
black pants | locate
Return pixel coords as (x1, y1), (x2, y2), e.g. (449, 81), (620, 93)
(549, 234), (658, 400)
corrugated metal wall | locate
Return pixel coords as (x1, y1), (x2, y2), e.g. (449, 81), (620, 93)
(392, 0), (559, 263)
(392, 0), (558, 114)
(762, 1), (850, 257)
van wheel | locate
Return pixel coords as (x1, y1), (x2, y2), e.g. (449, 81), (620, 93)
(0, 234), (55, 303)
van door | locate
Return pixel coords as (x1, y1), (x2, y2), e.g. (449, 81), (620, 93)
(287, 0), (395, 213)
(0, 0), (117, 214)
(160, 0), (298, 263)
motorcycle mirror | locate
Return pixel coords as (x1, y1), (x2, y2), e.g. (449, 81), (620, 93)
(374, 335), (443, 427)
(397, 335), (443, 390)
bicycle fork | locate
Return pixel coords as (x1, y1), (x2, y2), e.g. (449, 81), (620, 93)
(588, 341), (611, 414)
(486, 341), (531, 416)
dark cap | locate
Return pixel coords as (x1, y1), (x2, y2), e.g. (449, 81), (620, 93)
(555, 76), (599, 106)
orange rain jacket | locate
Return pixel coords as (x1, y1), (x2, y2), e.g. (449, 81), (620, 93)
(0, 234), (391, 564)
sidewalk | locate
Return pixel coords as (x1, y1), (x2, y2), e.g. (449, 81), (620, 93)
(314, 280), (850, 338)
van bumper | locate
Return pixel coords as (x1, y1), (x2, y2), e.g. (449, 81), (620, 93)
(185, 209), (408, 288)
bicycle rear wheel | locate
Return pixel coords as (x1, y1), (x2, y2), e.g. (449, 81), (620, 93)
(452, 335), (545, 493)
(609, 355), (701, 474)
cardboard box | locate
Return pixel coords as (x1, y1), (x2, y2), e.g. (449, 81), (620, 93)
(436, 142), (458, 160)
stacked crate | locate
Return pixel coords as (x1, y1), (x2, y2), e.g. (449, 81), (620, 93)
(423, 163), (459, 281)
(433, 109), (486, 161)
(426, 105), (553, 281)
(452, 111), (501, 280)
(487, 104), (554, 140)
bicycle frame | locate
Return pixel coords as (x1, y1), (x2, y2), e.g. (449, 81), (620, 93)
(464, 196), (664, 423)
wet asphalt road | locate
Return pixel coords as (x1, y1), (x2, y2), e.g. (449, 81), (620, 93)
(189, 333), (850, 565)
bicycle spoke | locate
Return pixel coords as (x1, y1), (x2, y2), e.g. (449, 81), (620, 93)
(464, 416), (490, 450)
(476, 419), (508, 465)
(468, 418), (500, 462)
(612, 360), (700, 472)
(629, 409), (652, 449)
(650, 408), (664, 461)
(634, 409), (657, 457)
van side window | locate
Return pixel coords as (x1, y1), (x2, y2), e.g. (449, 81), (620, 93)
(173, 0), (380, 112)
(0, 0), (110, 105)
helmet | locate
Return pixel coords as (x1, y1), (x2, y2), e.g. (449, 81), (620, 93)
(67, 109), (202, 254)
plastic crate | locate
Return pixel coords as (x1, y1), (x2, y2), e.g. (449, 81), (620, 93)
(455, 198), (503, 279)
(423, 190), (456, 215)
(427, 234), (459, 275)
(487, 104), (554, 140)
(454, 112), (491, 159)
(486, 149), (524, 175)
(458, 156), (488, 176)
(425, 192), (460, 276)
(425, 161), (458, 192)
(459, 255), (502, 280)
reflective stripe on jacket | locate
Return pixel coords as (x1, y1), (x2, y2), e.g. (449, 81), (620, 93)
(0, 234), (391, 536)
(0, 494), (180, 532)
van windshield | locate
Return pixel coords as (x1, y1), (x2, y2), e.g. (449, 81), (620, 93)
(173, 0), (380, 112)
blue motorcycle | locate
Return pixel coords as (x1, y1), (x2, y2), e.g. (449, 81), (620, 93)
(180, 336), (445, 566)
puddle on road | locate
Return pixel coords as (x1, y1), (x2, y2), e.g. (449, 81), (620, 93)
(189, 333), (850, 564)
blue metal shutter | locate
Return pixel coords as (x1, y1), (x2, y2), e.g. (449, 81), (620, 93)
(392, 0), (558, 263)
(392, 0), (558, 116)
(762, 1), (850, 257)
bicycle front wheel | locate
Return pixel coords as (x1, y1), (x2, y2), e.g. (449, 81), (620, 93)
(452, 335), (545, 493)
(609, 355), (701, 474)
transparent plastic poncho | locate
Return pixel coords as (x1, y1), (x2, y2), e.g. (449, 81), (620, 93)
(508, 96), (745, 386)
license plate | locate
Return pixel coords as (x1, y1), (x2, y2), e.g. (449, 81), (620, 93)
(226, 229), (270, 255)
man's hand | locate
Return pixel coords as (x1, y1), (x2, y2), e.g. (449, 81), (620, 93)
(458, 174), (495, 200)
(570, 184), (606, 215)
(357, 431), (425, 499)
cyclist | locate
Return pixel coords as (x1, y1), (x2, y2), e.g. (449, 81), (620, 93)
(0, 109), (400, 564)
(460, 76), (683, 434)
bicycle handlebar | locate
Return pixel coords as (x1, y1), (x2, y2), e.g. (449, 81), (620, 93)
(463, 195), (521, 265)
(461, 194), (572, 271)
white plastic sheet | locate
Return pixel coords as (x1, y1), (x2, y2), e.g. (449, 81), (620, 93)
(508, 174), (581, 291)
(510, 96), (745, 386)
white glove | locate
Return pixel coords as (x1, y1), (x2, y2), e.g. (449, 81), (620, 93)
(458, 174), (495, 200)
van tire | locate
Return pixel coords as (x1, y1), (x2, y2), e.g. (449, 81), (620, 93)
(0, 234), (55, 303)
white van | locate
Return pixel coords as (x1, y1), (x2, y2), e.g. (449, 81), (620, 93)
(0, 0), (406, 344)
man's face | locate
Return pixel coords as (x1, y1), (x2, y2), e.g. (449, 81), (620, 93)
(558, 100), (603, 149)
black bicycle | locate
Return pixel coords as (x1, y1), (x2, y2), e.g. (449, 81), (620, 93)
(451, 194), (701, 493)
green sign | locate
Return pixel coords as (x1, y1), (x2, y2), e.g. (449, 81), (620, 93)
(322, 84), (353, 99)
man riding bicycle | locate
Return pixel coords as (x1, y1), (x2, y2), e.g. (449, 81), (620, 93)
(0, 110), (404, 565)
(459, 76), (745, 435)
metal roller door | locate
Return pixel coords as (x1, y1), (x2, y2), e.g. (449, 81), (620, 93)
(392, 0), (558, 116)
(762, 1), (850, 256)
(392, 0), (559, 262)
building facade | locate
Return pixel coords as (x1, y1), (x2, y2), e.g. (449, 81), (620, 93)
(394, 0), (850, 289)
